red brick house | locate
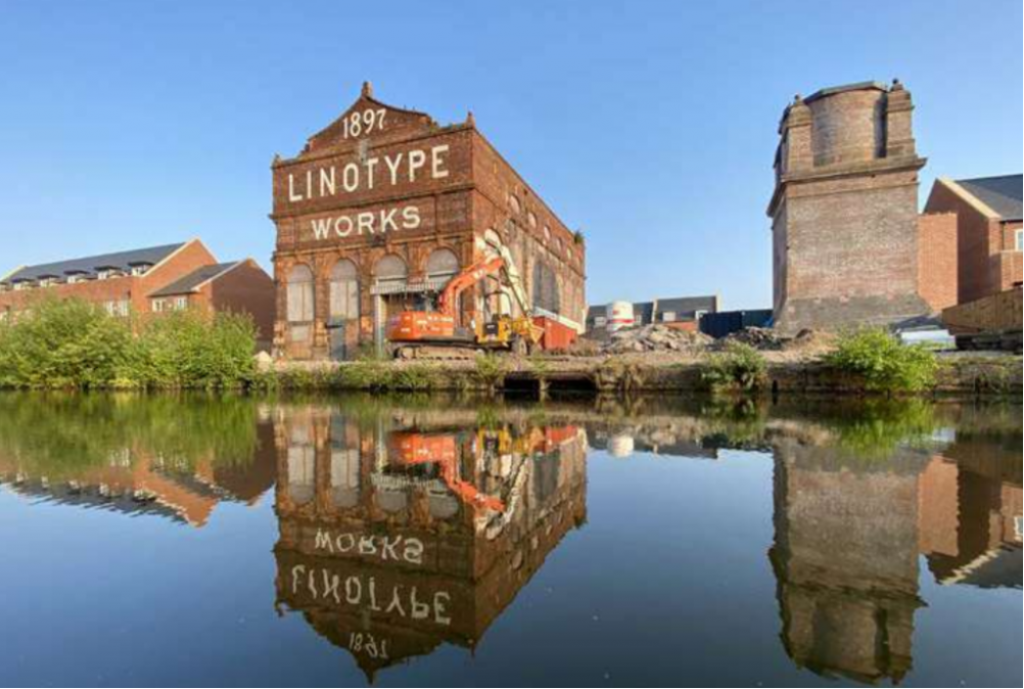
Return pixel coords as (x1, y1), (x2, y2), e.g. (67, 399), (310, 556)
(0, 240), (276, 349)
(147, 259), (276, 350)
(924, 175), (1023, 305)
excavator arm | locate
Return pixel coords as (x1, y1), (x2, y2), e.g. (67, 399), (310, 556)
(437, 256), (506, 316)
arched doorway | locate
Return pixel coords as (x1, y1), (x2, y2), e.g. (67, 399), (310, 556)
(373, 255), (409, 349)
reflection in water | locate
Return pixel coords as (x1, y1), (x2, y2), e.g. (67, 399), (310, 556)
(0, 394), (1019, 686)
(0, 394), (276, 526)
(766, 406), (1021, 684)
(272, 404), (588, 681)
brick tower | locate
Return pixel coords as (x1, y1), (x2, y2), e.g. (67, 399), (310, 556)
(768, 80), (931, 335)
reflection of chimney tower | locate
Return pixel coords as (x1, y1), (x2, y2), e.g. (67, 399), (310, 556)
(769, 441), (926, 683)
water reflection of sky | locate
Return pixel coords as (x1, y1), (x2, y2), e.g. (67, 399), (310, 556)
(0, 395), (1020, 687)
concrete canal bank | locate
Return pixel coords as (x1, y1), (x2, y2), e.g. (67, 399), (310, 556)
(266, 352), (1023, 400)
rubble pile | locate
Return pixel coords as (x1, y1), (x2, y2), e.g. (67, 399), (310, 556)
(721, 327), (787, 351)
(603, 325), (713, 354)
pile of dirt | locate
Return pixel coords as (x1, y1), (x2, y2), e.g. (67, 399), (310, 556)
(603, 325), (713, 354)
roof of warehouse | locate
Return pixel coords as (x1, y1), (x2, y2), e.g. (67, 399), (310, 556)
(956, 175), (1023, 221)
(2, 242), (187, 284)
(148, 262), (240, 298)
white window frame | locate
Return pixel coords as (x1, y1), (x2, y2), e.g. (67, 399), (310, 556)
(1015, 228), (1023, 253)
(174, 296), (188, 311)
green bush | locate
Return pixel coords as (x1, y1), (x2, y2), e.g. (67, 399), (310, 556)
(0, 297), (257, 390)
(702, 342), (768, 393)
(475, 353), (507, 389)
(0, 298), (138, 389)
(140, 309), (257, 389)
(826, 328), (938, 394)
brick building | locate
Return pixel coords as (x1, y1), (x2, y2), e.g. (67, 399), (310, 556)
(768, 80), (957, 334)
(270, 82), (586, 361)
(924, 175), (1023, 305)
(148, 259), (276, 350)
(0, 240), (276, 347)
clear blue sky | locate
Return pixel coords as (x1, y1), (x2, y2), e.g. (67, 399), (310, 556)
(1, 0), (1020, 309)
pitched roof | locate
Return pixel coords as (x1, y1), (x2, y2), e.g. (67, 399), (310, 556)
(2, 242), (187, 285)
(148, 262), (240, 298)
(955, 175), (1022, 222)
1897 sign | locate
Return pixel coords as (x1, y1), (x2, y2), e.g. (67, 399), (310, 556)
(339, 108), (388, 139)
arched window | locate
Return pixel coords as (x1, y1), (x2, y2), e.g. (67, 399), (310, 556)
(426, 249), (460, 280)
(374, 255), (407, 284)
(483, 229), (503, 258)
(286, 264), (314, 323)
(329, 259), (359, 321)
(532, 261), (561, 314)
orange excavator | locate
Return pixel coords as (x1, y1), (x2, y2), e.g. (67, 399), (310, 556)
(386, 244), (544, 357)
(388, 431), (505, 513)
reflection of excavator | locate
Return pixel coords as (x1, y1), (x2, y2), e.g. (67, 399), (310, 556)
(386, 240), (544, 358)
(476, 426), (581, 458)
(388, 424), (582, 514)
(388, 432), (505, 513)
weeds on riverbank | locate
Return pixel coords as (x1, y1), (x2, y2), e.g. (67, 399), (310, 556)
(825, 328), (938, 394)
(702, 342), (768, 393)
(0, 298), (257, 390)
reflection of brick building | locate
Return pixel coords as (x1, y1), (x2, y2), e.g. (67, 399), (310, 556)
(0, 418), (277, 528)
(770, 441), (927, 684)
(768, 81), (958, 333)
(271, 82), (586, 361)
(272, 404), (587, 680)
(919, 440), (1022, 589)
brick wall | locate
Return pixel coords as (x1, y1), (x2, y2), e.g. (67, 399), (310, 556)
(999, 221), (1023, 289)
(924, 182), (1023, 304)
(272, 88), (584, 360)
(200, 260), (277, 351)
(770, 82), (930, 334)
(917, 213), (959, 313)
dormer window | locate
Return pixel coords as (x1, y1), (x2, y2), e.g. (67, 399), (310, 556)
(38, 278), (58, 288)
(13, 281), (34, 292)
(96, 268), (124, 281)
(66, 272), (89, 284)
(129, 263), (153, 277)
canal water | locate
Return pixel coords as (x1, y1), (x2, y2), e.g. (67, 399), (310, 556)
(0, 394), (1020, 688)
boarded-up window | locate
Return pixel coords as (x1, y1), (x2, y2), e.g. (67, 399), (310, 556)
(375, 255), (407, 284)
(532, 261), (561, 314)
(426, 249), (460, 280)
(329, 260), (359, 321)
(287, 265), (315, 323)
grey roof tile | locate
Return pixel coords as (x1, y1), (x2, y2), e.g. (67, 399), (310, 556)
(148, 262), (240, 298)
(957, 175), (1023, 222)
(2, 243), (186, 285)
